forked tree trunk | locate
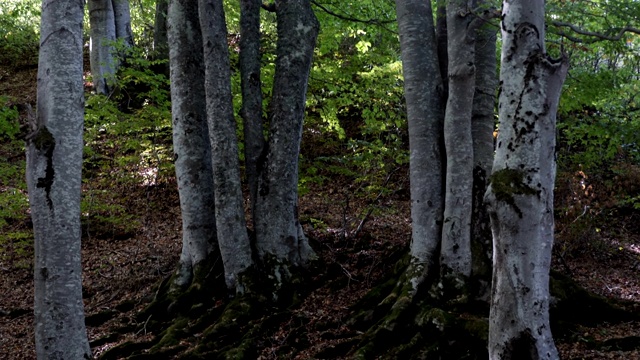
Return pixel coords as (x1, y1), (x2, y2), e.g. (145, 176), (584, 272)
(440, 0), (477, 286)
(88, 0), (117, 94)
(167, 0), (219, 291)
(395, 0), (444, 293)
(28, 0), (91, 357)
(486, 0), (569, 358)
(254, 0), (318, 298)
(199, 0), (253, 293)
(239, 0), (264, 223)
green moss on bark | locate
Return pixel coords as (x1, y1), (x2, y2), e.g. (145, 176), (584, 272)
(489, 168), (539, 217)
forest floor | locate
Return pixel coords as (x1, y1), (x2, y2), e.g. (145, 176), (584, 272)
(1, 65), (640, 359)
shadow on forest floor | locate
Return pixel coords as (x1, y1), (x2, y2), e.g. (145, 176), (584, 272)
(1, 64), (640, 359)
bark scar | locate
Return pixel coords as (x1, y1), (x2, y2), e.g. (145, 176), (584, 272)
(30, 126), (56, 210)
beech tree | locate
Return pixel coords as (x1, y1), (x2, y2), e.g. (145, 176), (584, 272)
(199, 0), (253, 292)
(393, 0), (497, 301)
(253, 0), (319, 298)
(160, 0), (319, 302)
(27, 0), (91, 357)
(88, 0), (117, 94)
(88, 0), (134, 94)
(167, 0), (220, 292)
(395, 0), (444, 296)
(486, 0), (569, 357)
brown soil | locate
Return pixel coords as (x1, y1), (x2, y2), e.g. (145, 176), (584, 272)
(1, 65), (639, 360)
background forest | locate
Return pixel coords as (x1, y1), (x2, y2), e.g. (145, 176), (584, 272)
(1, 0), (640, 359)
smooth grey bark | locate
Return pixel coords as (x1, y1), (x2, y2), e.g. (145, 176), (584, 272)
(88, 0), (117, 94)
(168, 0), (218, 290)
(153, 0), (169, 76)
(395, 0), (444, 293)
(27, 0), (91, 357)
(470, 5), (497, 298)
(486, 0), (568, 358)
(254, 0), (318, 294)
(112, 0), (134, 48)
(440, 0), (477, 283)
(199, 0), (253, 293)
(239, 0), (264, 223)
(435, 0), (448, 103)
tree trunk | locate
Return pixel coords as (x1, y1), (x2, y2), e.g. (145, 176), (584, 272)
(470, 3), (497, 300)
(28, 0), (91, 357)
(112, 0), (134, 48)
(395, 0), (444, 293)
(88, 0), (117, 94)
(167, 0), (219, 291)
(199, 0), (253, 293)
(440, 0), (477, 287)
(254, 0), (318, 298)
(435, 0), (448, 104)
(486, 0), (569, 358)
(153, 0), (169, 76)
(239, 0), (264, 224)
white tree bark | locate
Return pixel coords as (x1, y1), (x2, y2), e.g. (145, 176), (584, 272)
(254, 0), (318, 297)
(28, 0), (91, 357)
(199, 0), (254, 293)
(486, 0), (569, 358)
(395, 0), (444, 293)
(88, 0), (117, 94)
(440, 0), (477, 285)
(168, 0), (218, 290)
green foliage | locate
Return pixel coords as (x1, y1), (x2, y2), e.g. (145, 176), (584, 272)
(301, 2), (407, 198)
(0, 0), (40, 66)
(0, 96), (19, 139)
(82, 46), (172, 236)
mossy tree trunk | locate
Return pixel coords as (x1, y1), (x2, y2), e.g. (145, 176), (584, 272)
(485, 0), (569, 358)
(27, 0), (91, 357)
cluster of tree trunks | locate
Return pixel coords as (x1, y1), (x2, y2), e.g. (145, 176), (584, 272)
(28, 0), (574, 358)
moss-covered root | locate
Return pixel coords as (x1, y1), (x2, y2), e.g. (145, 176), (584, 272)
(353, 306), (489, 360)
(351, 274), (422, 358)
(187, 295), (267, 358)
(137, 256), (226, 325)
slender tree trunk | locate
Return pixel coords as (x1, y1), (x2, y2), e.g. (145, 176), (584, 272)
(88, 0), (117, 94)
(440, 0), (477, 286)
(254, 0), (318, 298)
(199, 0), (253, 293)
(486, 0), (568, 358)
(435, 0), (448, 104)
(168, 0), (219, 291)
(470, 3), (497, 300)
(153, 0), (169, 76)
(28, 0), (91, 357)
(112, 0), (134, 47)
(395, 0), (444, 293)
(239, 0), (264, 224)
